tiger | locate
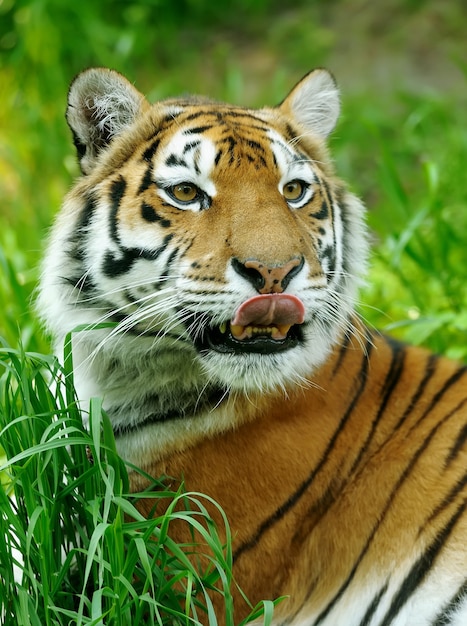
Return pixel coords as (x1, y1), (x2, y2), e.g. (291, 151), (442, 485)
(38, 66), (467, 625)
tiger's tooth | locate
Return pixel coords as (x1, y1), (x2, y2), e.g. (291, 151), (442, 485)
(277, 324), (292, 336)
(219, 321), (227, 334)
(230, 324), (245, 339)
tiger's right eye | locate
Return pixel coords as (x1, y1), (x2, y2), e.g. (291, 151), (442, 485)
(170, 183), (199, 203)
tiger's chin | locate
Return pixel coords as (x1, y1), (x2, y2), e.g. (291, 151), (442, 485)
(196, 326), (333, 394)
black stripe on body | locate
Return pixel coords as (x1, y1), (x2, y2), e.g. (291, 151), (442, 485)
(380, 352), (439, 442)
(331, 328), (353, 378)
(431, 578), (467, 626)
(358, 583), (389, 626)
(233, 331), (374, 564)
(424, 470), (467, 529)
(379, 500), (466, 626)
(408, 366), (467, 435)
(350, 336), (406, 474)
(446, 422), (467, 466)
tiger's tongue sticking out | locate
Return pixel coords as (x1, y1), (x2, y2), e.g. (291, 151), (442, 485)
(230, 294), (305, 341)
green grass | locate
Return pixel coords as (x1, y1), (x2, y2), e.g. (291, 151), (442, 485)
(0, 340), (278, 624)
(1, 1), (467, 623)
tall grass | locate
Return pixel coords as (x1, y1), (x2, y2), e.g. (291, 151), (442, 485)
(0, 340), (277, 624)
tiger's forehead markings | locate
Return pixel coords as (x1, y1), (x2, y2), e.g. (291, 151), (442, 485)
(151, 105), (315, 186)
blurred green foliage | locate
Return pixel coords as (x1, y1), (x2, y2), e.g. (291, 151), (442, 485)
(1, 0), (467, 359)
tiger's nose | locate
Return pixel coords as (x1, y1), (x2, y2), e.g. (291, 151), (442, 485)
(231, 257), (304, 294)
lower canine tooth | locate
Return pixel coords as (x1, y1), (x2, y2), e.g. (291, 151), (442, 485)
(219, 322), (227, 334)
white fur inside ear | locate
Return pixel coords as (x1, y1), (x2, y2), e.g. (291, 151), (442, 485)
(66, 68), (145, 172)
(284, 69), (340, 138)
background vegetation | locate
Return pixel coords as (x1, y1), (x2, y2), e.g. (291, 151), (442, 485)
(1, 0), (467, 622)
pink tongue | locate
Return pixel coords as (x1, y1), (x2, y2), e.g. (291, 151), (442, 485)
(231, 294), (305, 327)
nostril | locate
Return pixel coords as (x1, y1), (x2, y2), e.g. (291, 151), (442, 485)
(231, 257), (304, 294)
(231, 258), (266, 291)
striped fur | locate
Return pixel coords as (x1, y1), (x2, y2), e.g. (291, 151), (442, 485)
(38, 68), (467, 625)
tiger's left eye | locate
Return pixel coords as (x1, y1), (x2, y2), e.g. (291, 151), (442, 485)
(170, 183), (199, 203)
(283, 180), (306, 202)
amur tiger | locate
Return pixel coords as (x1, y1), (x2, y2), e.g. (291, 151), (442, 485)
(38, 67), (467, 625)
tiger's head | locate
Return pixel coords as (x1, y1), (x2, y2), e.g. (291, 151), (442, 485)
(39, 68), (368, 449)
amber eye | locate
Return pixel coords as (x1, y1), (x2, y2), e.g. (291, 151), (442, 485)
(170, 182), (199, 203)
(283, 180), (306, 202)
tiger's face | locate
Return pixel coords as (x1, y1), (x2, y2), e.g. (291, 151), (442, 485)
(39, 68), (367, 428)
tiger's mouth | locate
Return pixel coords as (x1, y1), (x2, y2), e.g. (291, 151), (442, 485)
(187, 293), (306, 355)
(201, 320), (304, 354)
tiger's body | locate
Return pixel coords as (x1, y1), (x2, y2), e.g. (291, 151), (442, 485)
(38, 68), (467, 625)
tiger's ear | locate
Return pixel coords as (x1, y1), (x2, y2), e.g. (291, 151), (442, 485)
(66, 68), (148, 174)
(279, 69), (340, 139)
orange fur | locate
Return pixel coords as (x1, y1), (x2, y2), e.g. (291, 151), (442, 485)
(133, 328), (467, 623)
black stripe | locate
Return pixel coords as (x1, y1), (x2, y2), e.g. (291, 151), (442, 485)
(446, 422), (467, 466)
(233, 331), (373, 564)
(183, 140), (201, 153)
(142, 138), (160, 163)
(160, 246), (179, 279)
(390, 352), (438, 434)
(62, 273), (97, 297)
(409, 365), (467, 435)
(379, 500), (466, 626)
(65, 194), (97, 262)
(430, 578), (467, 625)
(102, 234), (174, 278)
(330, 327), (353, 378)
(285, 123), (297, 141)
(141, 202), (171, 227)
(183, 124), (213, 134)
(358, 583), (388, 626)
(350, 336), (406, 474)
(112, 386), (227, 434)
(165, 154), (187, 167)
(310, 199), (329, 220)
(424, 470), (467, 529)
(246, 139), (266, 153)
(109, 176), (127, 244)
(320, 245), (336, 275)
(137, 166), (154, 194)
